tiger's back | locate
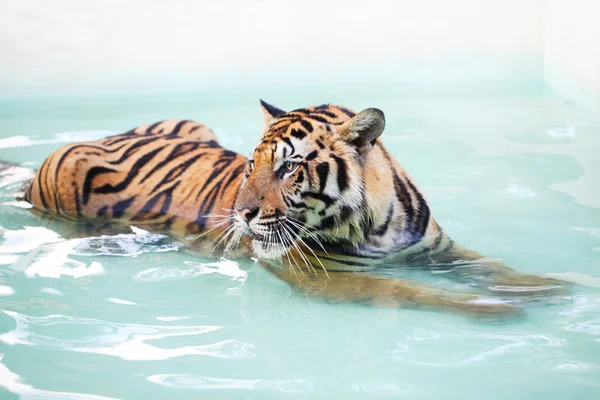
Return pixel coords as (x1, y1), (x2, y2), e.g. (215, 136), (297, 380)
(26, 119), (246, 237)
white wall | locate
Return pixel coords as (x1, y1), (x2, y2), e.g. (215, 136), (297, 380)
(544, 0), (600, 113)
(0, 0), (598, 113)
(0, 0), (543, 95)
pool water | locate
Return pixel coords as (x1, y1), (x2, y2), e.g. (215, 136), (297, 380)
(0, 82), (599, 399)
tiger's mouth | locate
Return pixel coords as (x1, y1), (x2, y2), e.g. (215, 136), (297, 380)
(232, 214), (315, 261)
(251, 233), (292, 260)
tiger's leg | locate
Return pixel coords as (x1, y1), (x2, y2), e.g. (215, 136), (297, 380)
(427, 240), (569, 296)
(263, 263), (521, 320)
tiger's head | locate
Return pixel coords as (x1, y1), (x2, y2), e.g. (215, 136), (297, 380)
(233, 100), (386, 260)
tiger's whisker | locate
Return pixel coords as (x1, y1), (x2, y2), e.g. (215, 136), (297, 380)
(211, 226), (237, 256)
(279, 224), (305, 278)
(207, 224), (236, 255)
(191, 218), (233, 240)
(284, 217), (328, 254)
(280, 222), (317, 275)
(283, 220), (329, 279)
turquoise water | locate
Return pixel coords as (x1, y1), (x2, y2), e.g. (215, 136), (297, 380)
(0, 83), (600, 399)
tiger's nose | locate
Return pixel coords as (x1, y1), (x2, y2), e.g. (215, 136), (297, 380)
(236, 207), (259, 223)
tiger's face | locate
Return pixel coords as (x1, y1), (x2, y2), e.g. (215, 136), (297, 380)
(233, 101), (385, 260)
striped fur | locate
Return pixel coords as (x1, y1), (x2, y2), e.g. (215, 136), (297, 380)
(234, 103), (447, 270)
(23, 102), (568, 319)
(26, 119), (246, 238)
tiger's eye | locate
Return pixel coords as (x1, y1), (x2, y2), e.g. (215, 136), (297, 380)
(283, 161), (296, 172)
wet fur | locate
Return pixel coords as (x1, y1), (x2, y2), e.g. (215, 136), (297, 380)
(22, 104), (569, 320)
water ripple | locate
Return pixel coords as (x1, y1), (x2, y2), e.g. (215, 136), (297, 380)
(135, 259), (247, 282)
(0, 354), (118, 399)
(0, 131), (116, 149)
(351, 379), (417, 397)
(0, 226), (61, 254)
(391, 330), (565, 366)
(72, 226), (182, 256)
(147, 374), (313, 393)
(0, 311), (255, 361)
(24, 239), (105, 279)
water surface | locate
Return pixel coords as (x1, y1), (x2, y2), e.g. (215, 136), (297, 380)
(0, 83), (599, 399)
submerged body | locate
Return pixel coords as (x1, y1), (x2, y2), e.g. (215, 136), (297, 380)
(23, 103), (566, 319)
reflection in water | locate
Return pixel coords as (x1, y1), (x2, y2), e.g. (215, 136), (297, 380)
(0, 354), (117, 400)
(0, 312), (255, 361)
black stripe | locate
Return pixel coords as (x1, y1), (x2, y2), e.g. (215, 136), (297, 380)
(305, 150), (318, 161)
(291, 108), (310, 115)
(131, 182), (180, 221)
(337, 107), (356, 118)
(82, 166), (118, 205)
(308, 115), (329, 123)
(330, 154), (348, 191)
(316, 140), (326, 149)
(140, 142), (201, 184)
(188, 124), (202, 133)
(299, 120), (313, 132)
(194, 155), (237, 201)
(107, 137), (158, 165)
(94, 147), (165, 195)
(315, 162), (329, 193)
(170, 120), (191, 136)
(97, 205), (108, 218)
(281, 137), (295, 155)
(372, 203), (394, 236)
(149, 153), (204, 195)
(314, 110), (337, 118)
(289, 199), (308, 209)
(318, 215), (336, 230)
(381, 148), (415, 227)
(112, 196), (136, 218)
(339, 205), (354, 223)
(405, 178), (431, 238)
(301, 191), (335, 206)
(191, 181), (225, 231)
(290, 129), (306, 139)
(36, 158), (50, 209)
(223, 164), (246, 188)
(145, 121), (164, 133)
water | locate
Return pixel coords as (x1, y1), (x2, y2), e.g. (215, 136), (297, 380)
(0, 82), (599, 399)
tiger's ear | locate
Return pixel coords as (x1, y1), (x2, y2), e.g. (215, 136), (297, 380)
(260, 99), (286, 124)
(339, 108), (385, 156)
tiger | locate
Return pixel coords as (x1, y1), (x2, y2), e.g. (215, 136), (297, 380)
(16, 100), (568, 320)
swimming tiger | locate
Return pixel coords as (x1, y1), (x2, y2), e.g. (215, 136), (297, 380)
(17, 101), (567, 319)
